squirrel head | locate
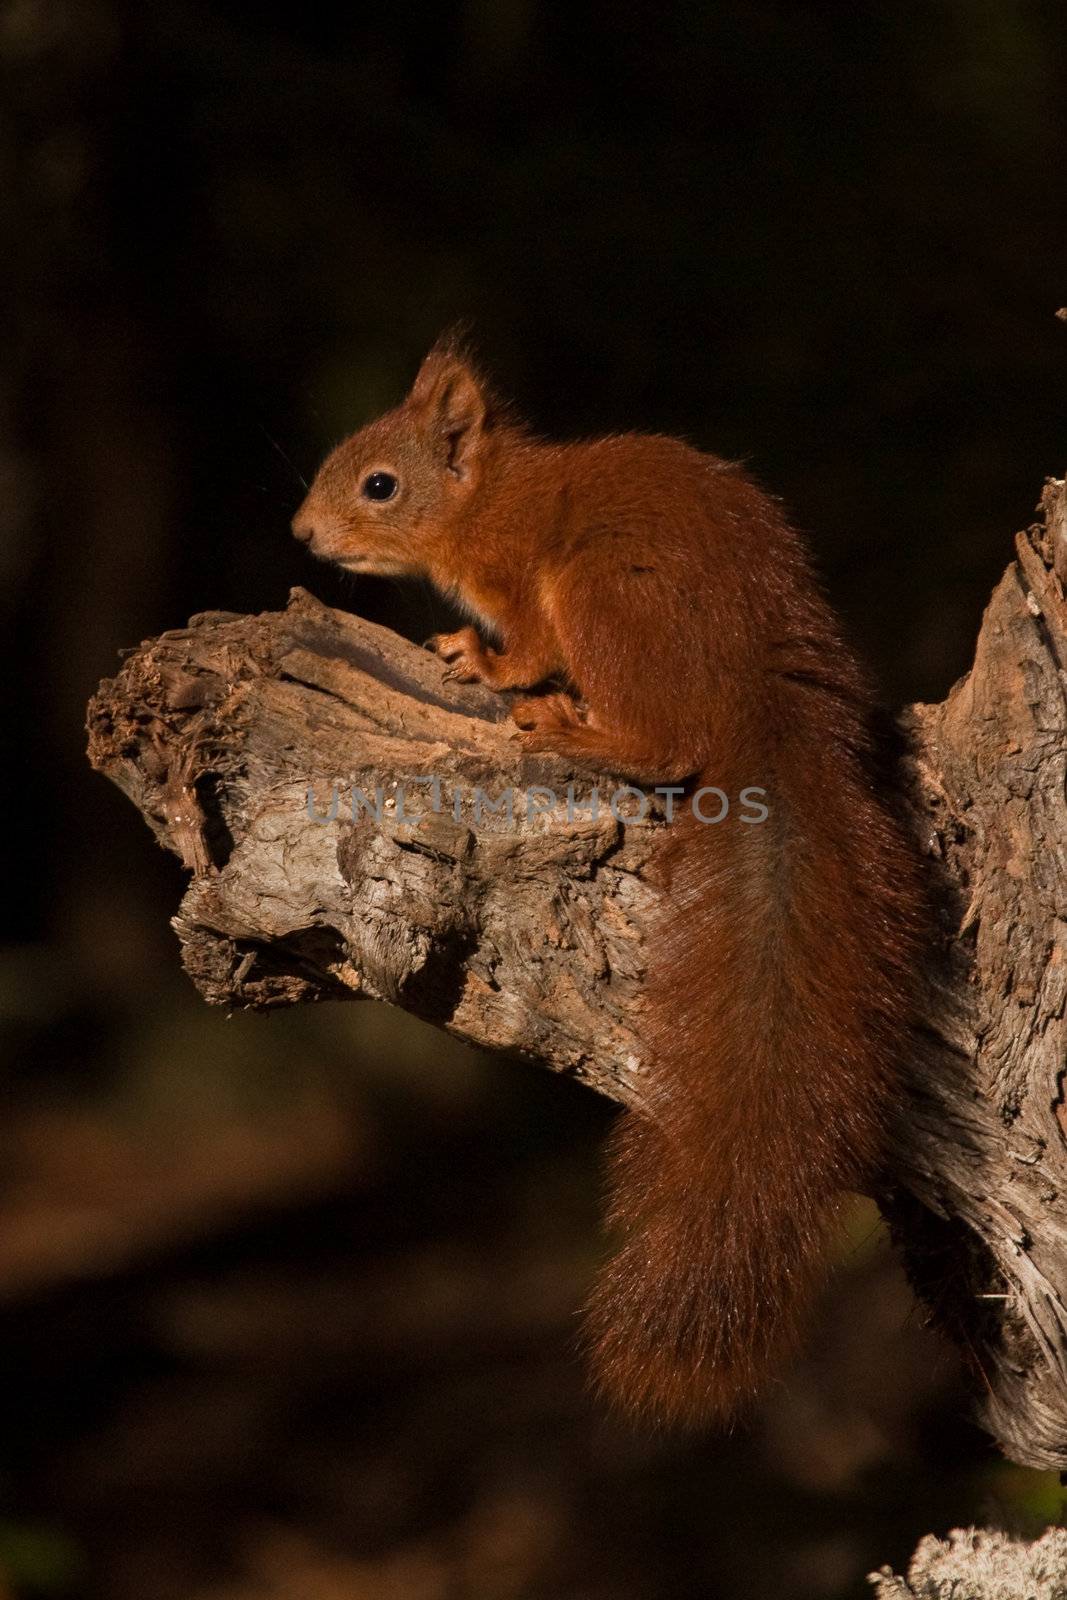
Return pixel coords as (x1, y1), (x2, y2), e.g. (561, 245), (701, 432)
(292, 344), (492, 577)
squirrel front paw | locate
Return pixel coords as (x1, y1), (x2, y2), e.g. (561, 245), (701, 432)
(427, 625), (492, 684)
(510, 692), (584, 750)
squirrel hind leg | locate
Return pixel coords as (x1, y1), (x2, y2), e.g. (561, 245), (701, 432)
(513, 717), (696, 785)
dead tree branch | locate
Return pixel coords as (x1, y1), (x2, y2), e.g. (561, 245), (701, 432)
(88, 479), (1067, 1471)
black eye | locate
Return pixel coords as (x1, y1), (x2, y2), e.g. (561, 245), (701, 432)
(362, 471), (398, 502)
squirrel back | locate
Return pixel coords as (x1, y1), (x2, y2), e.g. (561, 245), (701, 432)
(293, 345), (930, 1424)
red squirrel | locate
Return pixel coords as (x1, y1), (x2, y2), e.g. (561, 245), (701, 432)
(292, 337), (929, 1425)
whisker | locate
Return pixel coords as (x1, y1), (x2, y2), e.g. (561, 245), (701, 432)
(258, 423), (309, 491)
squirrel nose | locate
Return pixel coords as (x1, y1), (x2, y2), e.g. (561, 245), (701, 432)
(291, 512), (316, 544)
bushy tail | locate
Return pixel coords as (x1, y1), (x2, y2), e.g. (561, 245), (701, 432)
(583, 737), (925, 1425)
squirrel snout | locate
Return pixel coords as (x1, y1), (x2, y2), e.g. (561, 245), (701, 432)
(291, 510), (316, 544)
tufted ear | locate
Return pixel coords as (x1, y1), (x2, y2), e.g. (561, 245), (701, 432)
(407, 348), (486, 479)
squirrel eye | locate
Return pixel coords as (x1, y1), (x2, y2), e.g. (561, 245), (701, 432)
(362, 471), (398, 502)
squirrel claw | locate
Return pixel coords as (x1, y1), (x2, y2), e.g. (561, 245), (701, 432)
(442, 659), (483, 684)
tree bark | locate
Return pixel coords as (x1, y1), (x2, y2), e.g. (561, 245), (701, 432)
(868, 1526), (1067, 1598)
(87, 478), (1067, 1472)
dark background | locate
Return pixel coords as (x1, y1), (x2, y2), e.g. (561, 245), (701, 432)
(3, 2), (1066, 1596)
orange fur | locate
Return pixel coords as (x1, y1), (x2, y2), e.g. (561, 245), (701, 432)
(293, 340), (929, 1424)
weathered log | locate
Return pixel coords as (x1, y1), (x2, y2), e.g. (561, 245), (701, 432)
(87, 478), (1067, 1470)
(869, 1525), (1067, 1598)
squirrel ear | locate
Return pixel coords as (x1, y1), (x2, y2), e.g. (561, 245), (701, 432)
(408, 351), (486, 479)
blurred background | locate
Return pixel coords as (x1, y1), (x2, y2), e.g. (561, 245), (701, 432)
(3, 1), (1066, 1595)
